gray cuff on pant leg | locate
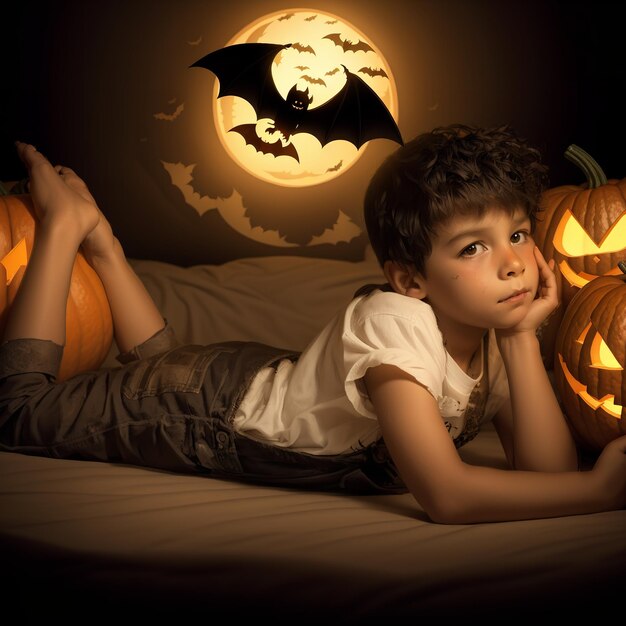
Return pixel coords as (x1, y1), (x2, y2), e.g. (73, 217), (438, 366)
(0, 338), (64, 380)
(116, 318), (181, 364)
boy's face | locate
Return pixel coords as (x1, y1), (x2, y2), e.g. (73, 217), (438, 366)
(416, 206), (539, 331)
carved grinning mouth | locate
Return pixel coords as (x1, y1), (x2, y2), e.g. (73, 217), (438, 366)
(558, 354), (623, 418)
(559, 260), (623, 289)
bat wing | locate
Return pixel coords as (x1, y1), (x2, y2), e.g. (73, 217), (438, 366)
(297, 68), (403, 149)
(231, 123), (300, 162)
(190, 43), (289, 120)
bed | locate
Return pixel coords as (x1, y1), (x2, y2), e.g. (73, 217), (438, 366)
(1, 250), (624, 622)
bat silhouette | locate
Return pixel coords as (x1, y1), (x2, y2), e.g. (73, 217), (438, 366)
(323, 33), (374, 53)
(190, 42), (403, 162)
(153, 103), (184, 121)
(301, 75), (327, 86)
(359, 67), (389, 79)
(292, 43), (315, 54)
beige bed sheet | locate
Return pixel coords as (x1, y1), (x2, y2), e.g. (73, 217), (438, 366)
(1, 253), (624, 621)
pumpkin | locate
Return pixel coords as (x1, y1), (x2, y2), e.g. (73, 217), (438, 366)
(534, 145), (626, 367)
(0, 193), (113, 381)
(554, 261), (626, 453)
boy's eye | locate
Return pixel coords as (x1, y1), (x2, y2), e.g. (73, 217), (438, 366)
(511, 230), (529, 244)
(460, 243), (485, 257)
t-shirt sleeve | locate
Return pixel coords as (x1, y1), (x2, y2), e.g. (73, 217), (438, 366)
(343, 300), (447, 419)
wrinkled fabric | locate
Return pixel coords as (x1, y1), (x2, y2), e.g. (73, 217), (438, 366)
(0, 323), (407, 494)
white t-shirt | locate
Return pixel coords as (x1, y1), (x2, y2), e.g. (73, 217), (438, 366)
(233, 290), (510, 455)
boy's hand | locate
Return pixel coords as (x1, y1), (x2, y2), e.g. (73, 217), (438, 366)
(497, 246), (559, 338)
(592, 435), (626, 511)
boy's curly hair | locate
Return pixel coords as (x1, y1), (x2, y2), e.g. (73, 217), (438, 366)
(364, 124), (549, 276)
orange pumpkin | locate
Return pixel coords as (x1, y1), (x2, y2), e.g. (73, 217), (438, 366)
(554, 262), (626, 453)
(534, 145), (626, 367)
(0, 194), (113, 381)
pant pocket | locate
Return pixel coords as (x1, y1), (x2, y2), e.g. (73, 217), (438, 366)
(122, 345), (229, 400)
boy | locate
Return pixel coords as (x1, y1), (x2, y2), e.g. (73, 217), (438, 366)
(1, 126), (625, 524)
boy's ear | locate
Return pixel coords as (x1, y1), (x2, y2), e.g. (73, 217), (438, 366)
(383, 261), (427, 299)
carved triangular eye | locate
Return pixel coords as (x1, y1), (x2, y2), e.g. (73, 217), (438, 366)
(590, 331), (623, 370)
(554, 209), (626, 256)
(0, 238), (28, 285)
(554, 211), (601, 256)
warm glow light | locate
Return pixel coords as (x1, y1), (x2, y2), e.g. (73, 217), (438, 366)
(211, 8), (400, 187)
(558, 261), (595, 288)
(590, 331), (622, 370)
(559, 354), (623, 418)
(554, 210), (626, 257)
(1, 238), (27, 284)
(558, 260), (623, 289)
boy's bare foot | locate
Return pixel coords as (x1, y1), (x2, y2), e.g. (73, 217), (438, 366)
(15, 142), (115, 259)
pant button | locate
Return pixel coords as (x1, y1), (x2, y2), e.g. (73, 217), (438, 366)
(216, 431), (229, 449)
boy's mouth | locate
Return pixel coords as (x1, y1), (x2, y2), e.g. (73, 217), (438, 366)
(498, 288), (530, 303)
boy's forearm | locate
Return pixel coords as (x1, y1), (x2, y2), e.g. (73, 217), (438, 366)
(497, 332), (578, 472)
(437, 462), (605, 524)
(87, 239), (166, 354)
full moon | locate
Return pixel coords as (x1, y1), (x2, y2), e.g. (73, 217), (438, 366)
(211, 8), (400, 187)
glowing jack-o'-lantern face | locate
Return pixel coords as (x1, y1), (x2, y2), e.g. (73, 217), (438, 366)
(552, 209), (626, 289)
(559, 323), (622, 418)
(0, 194), (113, 381)
(554, 270), (626, 452)
(534, 145), (626, 365)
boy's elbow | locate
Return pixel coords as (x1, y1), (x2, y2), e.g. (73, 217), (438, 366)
(413, 469), (487, 524)
(421, 498), (470, 525)
(413, 488), (473, 525)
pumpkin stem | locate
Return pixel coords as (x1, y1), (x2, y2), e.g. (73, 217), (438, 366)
(0, 181), (9, 196)
(564, 144), (608, 188)
(618, 260), (626, 274)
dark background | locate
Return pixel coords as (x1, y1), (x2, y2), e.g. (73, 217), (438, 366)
(1, 0), (623, 265)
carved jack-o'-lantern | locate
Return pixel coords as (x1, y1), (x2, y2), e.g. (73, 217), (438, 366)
(554, 262), (626, 453)
(0, 193), (113, 381)
(534, 145), (626, 366)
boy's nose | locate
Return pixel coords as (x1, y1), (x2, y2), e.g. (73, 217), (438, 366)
(501, 248), (524, 277)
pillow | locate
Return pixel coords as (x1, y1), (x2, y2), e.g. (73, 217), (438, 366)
(102, 251), (384, 366)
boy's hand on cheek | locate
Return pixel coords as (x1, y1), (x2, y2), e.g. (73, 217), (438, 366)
(497, 246), (559, 338)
